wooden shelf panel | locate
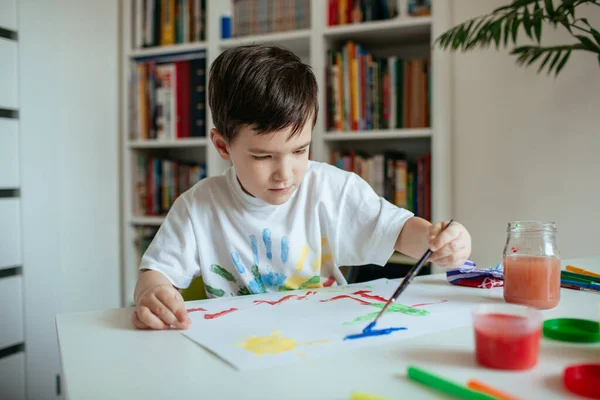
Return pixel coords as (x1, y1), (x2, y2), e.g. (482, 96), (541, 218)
(129, 42), (208, 58)
(324, 17), (431, 47)
(128, 138), (208, 149)
(218, 29), (311, 54)
(129, 216), (165, 226)
(323, 129), (431, 141)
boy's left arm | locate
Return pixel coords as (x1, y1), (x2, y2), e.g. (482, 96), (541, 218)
(394, 217), (472, 268)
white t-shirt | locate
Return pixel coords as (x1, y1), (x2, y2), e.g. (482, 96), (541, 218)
(139, 161), (414, 298)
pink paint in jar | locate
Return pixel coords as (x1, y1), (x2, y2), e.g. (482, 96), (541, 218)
(503, 221), (561, 310)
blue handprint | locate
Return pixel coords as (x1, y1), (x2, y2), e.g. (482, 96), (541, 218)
(229, 228), (289, 295)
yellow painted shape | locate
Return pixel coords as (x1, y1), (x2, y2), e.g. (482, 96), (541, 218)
(239, 331), (297, 355)
(295, 246), (309, 273)
(285, 238), (334, 290)
(284, 246), (310, 289)
(302, 339), (331, 346)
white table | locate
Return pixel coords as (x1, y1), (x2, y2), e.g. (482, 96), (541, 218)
(56, 257), (600, 400)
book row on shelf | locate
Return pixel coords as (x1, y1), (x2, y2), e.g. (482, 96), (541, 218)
(131, 0), (207, 49)
(327, 0), (431, 26)
(326, 41), (430, 132)
(129, 51), (207, 141)
(230, 0), (310, 38)
(134, 155), (207, 217)
(330, 150), (431, 220)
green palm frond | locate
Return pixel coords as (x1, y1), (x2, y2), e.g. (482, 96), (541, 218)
(435, 0), (600, 76)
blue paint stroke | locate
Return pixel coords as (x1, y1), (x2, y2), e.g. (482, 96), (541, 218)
(344, 322), (406, 340)
(261, 271), (287, 287)
(281, 236), (289, 263)
(231, 251), (246, 274)
(262, 228), (272, 260)
(250, 235), (259, 265)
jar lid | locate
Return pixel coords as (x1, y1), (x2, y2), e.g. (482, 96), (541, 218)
(563, 364), (600, 399)
(543, 318), (600, 343)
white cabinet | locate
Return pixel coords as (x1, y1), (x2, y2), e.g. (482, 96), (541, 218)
(0, 118), (19, 188)
(0, 198), (22, 269)
(0, 275), (24, 349)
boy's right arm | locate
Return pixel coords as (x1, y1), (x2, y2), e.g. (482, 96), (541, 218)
(132, 269), (191, 330)
(131, 195), (200, 331)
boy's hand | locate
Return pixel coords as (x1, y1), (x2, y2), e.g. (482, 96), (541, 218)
(132, 284), (191, 330)
(427, 220), (471, 268)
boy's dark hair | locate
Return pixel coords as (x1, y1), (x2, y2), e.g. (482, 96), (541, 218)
(208, 44), (319, 142)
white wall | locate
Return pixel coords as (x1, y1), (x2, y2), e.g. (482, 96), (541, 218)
(449, 0), (600, 268)
(19, 0), (120, 398)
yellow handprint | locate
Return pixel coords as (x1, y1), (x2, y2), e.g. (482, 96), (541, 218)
(282, 238), (332, 290)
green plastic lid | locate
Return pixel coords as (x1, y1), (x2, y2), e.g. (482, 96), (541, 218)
(543, 318), (600, 343)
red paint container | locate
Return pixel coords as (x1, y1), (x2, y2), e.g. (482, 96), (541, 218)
(472, 304), (543, 370)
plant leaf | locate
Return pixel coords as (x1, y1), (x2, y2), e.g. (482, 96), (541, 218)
(492, 20), (502, 48)
(504, 15), (512, 45)
(512, 16), (521, 43)
(554, 50), (571, 75)
(544, 0), (555, 17)
(533, 2), (542, 43)
(548, 50), (563, 74)
(575, 34), (600, 52)
(538, 52), (553, 73)
(523, 6), (533, 40)
(527, 48), (544, 65)
(593, 29), (600, 48)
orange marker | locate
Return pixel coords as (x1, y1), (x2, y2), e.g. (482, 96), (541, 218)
(566, 265), (600, 279)
(467, 379), (522, 400)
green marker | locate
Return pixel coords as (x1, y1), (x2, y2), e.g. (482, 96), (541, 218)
(407, 365), (497, 400)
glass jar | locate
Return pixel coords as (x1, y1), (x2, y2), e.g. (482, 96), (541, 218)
(502, 221), (561, 309)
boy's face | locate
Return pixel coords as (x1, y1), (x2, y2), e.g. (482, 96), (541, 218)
(211, 121), (312, 205)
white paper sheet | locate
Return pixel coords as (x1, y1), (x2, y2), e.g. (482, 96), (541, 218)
(180, 279), (478, 370)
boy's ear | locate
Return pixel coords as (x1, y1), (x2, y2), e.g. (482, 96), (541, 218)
(210, 128), (231, 161)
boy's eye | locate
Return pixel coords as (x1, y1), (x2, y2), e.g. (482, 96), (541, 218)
(252, 155), (270, 160)
(294, 148), (307, 155)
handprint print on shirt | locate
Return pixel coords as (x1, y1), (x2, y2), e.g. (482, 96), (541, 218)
(280, 238), (333, 290)
(207, 228), (334, 296)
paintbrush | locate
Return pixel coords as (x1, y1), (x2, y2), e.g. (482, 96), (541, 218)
(364, 219), (454, 332)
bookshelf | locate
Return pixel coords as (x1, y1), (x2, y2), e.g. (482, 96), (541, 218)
(120, 0), (452, 305)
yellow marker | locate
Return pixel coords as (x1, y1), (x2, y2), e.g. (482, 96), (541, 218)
(566, 265), (600, 279)
(350, 392), (393, 400)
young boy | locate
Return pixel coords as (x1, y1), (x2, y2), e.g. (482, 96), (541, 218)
(132, 45), (471, 330)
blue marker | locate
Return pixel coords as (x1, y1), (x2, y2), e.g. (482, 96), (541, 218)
(561, 279), (600, 291)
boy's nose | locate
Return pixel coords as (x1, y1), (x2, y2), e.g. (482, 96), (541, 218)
(273, 163), (292, 182)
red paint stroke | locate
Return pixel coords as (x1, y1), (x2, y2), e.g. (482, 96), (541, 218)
(297, 291), (317, 300)
(320, 295), (371, 305)
(511, 247), (518, 253)
(253, 295), (296, 306)
(186, 307), (207, 313)
(352, 289), (388, 303)
(323, 276), (336, 287)
(409, 299), (449, 308)
(204, 308), (238, 319)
